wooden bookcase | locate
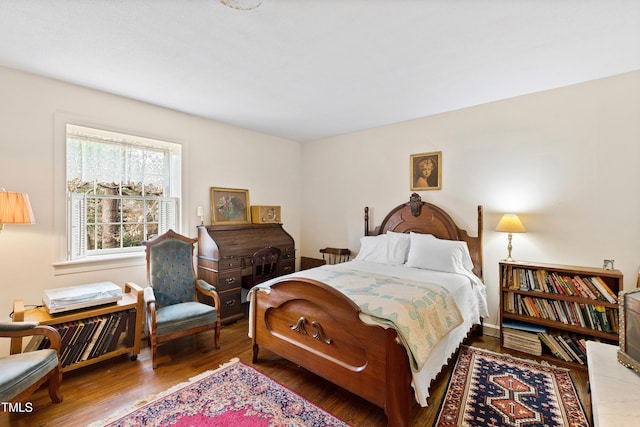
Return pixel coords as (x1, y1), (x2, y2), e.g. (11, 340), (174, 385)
(499, 261), (622, 368)
(11, 282), (144, 372)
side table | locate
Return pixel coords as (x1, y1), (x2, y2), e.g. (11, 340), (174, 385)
(586, 340), (640, 426)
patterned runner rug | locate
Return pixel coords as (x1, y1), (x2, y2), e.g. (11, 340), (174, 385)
(90, 358), (350, 427)
(435, 346), (588, 427)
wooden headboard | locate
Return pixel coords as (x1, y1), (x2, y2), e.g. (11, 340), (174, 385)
(364, 193), (483, 279)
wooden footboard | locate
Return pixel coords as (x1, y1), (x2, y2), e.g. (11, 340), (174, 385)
(252, 277), (412, 427)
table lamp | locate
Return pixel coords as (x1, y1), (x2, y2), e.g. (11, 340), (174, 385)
(0, 189), (36, 232)
(495, 213), (525, 261)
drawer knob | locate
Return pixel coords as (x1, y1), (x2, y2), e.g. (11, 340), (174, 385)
(225, 299), (236, 306)
(225, 277), (236, 284)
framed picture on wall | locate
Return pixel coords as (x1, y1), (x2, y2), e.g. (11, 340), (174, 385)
(210, 187), (251, 225)
(410, 151), (442, 190)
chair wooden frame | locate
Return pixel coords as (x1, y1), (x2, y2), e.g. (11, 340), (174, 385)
(243, 246), (281, 288)
(3, 323), (63, 403)
(319, 247), (351, 264)
(144, 230), (221, 369)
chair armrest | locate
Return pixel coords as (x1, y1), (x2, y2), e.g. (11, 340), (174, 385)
(1, 322), (62, 354)
(144, 287), (157, 338)
(0, 321), (40, 332)
(144, 286), (156, 305)
(196, 279), (221, 311)
(196, 279), (217, 294)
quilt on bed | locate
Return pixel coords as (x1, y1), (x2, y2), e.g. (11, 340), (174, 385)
(268, 265), (464, 371)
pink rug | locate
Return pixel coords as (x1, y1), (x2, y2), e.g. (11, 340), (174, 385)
(92, 359), (350, 427)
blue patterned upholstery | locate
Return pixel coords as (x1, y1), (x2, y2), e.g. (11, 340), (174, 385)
(0, 322), (63, 403)
(143, 230), (221, 368)
(0, 349), (59, 401)
(148, 238), (198, 308)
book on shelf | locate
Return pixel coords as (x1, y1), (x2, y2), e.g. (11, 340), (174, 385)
(502, 320), (546, 333)
(28, 312), (133, 367)
(507, 267), (617, 304)
(502, 327), (542, 356)
(589, 276), (617, 304)
(24, 335), (45, 352)
(537, 332), (588, 364)
(79, 316), (107, 362)
(572, 276), (597, 300)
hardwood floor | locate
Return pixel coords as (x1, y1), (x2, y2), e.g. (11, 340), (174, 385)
(3, 319), (591, 427)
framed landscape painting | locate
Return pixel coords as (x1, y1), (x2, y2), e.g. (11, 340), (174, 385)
(410, 151), (442, 190)
(211, 187), (251, 225)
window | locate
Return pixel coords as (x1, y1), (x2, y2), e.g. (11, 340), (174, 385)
(66, 124), (181, 260)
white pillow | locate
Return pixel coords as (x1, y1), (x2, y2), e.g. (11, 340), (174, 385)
(354, 232), (410, 265)
(406, 232), (474, 273)
(387, 231), (411, 265)
(355, 234), (390, 263)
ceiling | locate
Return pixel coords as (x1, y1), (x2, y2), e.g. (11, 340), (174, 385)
(1, 1), (639, 142)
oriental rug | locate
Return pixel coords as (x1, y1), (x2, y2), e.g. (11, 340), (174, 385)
(91, 358), (350, 427)
(435, 346), (588, 427)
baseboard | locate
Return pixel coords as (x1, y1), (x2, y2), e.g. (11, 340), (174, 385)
(482, 322), (500, 338)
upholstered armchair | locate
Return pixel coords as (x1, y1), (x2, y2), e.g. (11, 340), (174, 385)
(0, 321), (63, 403)
(143, 229), (221, 369)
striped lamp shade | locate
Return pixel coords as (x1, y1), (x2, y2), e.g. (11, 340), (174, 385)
(0, 190), (36, 226)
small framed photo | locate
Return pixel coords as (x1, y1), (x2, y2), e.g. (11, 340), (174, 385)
(603, 259), (615, 270)
(410, 151), (442, 190)
(210, 187), (251, 225)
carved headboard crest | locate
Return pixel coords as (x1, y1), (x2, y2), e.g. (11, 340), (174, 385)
(408, 192), (422, 217)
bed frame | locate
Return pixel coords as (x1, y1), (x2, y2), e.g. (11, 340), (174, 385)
(251, 194), (483, 426)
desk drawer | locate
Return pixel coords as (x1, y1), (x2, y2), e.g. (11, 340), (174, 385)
(217, 270), (242, 291)
(219, 258), (242, 270)
(279, 259), (295, 276)
(219, 289), (242, 320)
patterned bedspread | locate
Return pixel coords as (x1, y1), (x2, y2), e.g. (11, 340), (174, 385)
(259, 265), (463, 371)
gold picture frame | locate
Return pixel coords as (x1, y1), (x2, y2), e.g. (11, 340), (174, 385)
(410, 151), (442, 190)
(210, 187), (251, 225)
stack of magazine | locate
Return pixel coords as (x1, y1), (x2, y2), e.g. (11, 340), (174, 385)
(502, 321), (545, 356)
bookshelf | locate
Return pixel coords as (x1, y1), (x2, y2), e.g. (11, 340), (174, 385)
(499, 261), (622, 368)
(11, 282), (143, 372)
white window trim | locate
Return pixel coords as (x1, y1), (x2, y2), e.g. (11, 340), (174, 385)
(53, 111), (189, 275)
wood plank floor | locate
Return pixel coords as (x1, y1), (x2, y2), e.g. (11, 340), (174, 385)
(3, 319), (591, 427)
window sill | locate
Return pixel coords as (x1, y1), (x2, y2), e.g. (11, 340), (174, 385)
(53, 252), (146, 276)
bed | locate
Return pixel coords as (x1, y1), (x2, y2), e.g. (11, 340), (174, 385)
(249, 194), (488, 427)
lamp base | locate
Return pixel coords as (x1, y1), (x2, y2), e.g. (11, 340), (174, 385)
(505, 233), (514, 262)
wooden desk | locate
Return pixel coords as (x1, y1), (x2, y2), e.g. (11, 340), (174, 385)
(587, 340), (640, 426)
(197, 224), (295, 324)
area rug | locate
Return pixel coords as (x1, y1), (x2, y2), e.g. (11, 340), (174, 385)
(91, 358), (350, 427)
(435, 346), (588, 427)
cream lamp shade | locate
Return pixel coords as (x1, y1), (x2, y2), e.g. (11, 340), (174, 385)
(0, 190), (36, 231)
(495, 214), (525, 261)
(495, 214), (526, 234)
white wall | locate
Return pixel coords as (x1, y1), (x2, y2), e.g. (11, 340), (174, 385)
(2, 64), (639, 345)
(301, 70), (640, 332)
(0, 66), (302, 340)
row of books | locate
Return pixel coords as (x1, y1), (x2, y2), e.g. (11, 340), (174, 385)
(505, 268), (618, 304)
(26, 310), (134, 367)
(538, 332), (588, 365)
(502, 321), (594, 364)
(504, 293), (619, 333)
